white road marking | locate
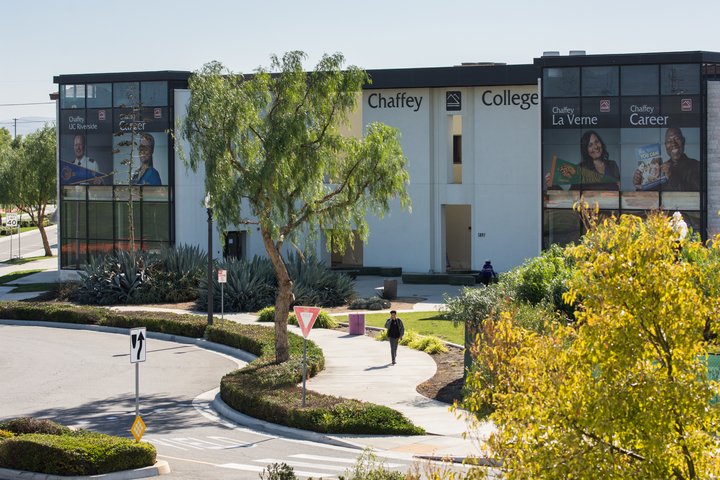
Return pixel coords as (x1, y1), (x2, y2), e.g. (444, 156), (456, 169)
(291, 453), (404, 468)
(220, 463), (333, 478)
(254, 458), (346, 472)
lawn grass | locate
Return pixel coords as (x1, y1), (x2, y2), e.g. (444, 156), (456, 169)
(1, 255), (52, 265)
(0, 270), (44, 285)
(9, 283), (56, 293)
(336, 311), (464, 345)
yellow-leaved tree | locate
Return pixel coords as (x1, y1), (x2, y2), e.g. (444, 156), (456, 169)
(476, 211), (720, 479)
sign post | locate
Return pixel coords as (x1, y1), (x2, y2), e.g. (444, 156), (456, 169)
(130, 327), (147, 441)
(218, 269), (227, 324)
(292, 306), (321, 407)
(6, 214), (18, 259)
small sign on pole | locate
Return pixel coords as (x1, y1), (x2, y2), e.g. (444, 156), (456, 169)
(292, 306), (321, 406)
(218, 269), (226, 323)
(129, 327), (146, 429)
(131, 415), (146, 442)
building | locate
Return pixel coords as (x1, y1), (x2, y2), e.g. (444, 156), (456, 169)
(53, 51), (720, 280)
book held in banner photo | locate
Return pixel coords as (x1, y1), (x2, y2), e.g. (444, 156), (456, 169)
(548, 155), (619, 186)
(635, 143), (667, 190)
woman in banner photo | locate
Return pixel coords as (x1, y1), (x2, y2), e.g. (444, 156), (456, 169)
(570, 130), (620, 190)
(546, 130), (620, 191)
(131, 133), (162, 186)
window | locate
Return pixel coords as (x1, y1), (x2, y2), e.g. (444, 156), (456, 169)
(87, 83), (112, 108)
(113, 82), (140, 107)
(661, 64), (700, 95)
(543, 68), (580, 97)
(141, 81), (168, 106)
(621, 65), (659, 96)
(582, 66), (618, 96)
(60, 84), (85, 109)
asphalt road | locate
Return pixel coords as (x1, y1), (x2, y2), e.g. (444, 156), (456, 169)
(0, 224), (57, 262)
(0, 325), (424, 479)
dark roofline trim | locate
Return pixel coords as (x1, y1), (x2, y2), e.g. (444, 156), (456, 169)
(365, 64), (539, 89)
(54, 71), (192, 84)
(534, 51), (720, 68)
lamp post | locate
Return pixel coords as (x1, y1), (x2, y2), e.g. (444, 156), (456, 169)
(205, 194), (214, 326)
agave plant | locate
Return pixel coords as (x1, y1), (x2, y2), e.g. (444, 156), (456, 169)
(76, 250), (153, 305)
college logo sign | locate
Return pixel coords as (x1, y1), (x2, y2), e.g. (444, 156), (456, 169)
(446, 91), (461, 111)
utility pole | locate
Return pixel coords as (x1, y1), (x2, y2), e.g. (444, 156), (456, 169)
(12, 118), (17, 139)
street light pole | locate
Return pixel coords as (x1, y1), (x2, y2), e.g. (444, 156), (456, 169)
(206, 196), (214, 326)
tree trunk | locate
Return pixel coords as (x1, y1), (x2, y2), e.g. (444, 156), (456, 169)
(37, 213), (52, 257)
(261, 227), (293, 363)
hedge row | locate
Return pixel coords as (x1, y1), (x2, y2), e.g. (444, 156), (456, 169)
(0, 302), (423, 436)
(207, 322), (423, 435)
(0, 418), (155, 476)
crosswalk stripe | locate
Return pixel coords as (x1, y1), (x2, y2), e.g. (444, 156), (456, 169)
(291, 453), (404, 468)
(254, 458), (346, 472)
(220, 463), (332, 478)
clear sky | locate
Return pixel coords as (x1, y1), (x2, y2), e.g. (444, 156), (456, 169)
(2, 0), (719, 138)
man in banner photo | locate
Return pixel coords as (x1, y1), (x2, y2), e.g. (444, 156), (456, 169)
(60, 134), (106, 185)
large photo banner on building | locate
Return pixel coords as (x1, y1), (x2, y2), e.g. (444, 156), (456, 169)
(543, 95), (701, 211)
(59, 109), (114, 185)
(112, 107), (170, 186)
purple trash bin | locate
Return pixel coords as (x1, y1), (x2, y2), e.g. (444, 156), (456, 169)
(348, 312), (365, 335)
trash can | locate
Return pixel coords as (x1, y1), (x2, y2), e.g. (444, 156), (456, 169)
(348, 312), (365, 335)
(383, 279), (398, 300)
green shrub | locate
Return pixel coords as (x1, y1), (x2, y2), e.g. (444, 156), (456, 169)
(198, 256), (277, 312)
(260, 462), (297, 480)
(0, 431), (155, 475)
(339, 449), (406, 480)
(288, 311), (338, 329)
(286, 252), (355, 307)
(0, 417), (72, 436)
(0, 302), (104, 325)
(100, 310), (207, 338)
(349, 296), (391, 310)
(0, 430), (13, 439)
(257, 306), (276, 322)
(75, 250), (154, 305)
(376, 329), (448, 354)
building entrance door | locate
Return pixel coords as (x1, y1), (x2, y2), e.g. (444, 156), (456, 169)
(444, 204), (471, 271)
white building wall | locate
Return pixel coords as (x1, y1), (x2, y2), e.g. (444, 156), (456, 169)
(362, 89), (433, 272)
(173, 89), (223, 259)
(472, 85), (541, 272)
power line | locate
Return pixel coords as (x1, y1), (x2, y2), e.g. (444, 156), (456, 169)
(0, 101), (55, 107)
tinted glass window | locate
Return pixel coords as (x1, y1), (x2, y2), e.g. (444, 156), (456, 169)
(141, 81), (168, 106)
(621, 65), (658, 96)
(86, 83), (112, 108)
(60, 84), (85, 109)
(113, 82), (140, 107)
(661, 64), (700, 95)
(582, 66), (618, 96)
(543, 68), (580, 97)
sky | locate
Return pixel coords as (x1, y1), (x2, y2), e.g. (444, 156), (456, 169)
(2, 0), (719, 138)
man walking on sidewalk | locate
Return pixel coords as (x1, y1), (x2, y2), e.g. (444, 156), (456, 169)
(384, 310), (405, 365)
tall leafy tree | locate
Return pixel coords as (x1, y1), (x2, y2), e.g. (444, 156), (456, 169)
(0, 125), (56, 256)
(474, 211), (720, 479)
(182, 52), (411, 362)
(0, 127), (11, 148)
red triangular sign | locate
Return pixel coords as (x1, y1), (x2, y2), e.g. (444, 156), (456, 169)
(293, 306), (321, 338)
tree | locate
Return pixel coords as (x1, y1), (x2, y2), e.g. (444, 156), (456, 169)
(472, 212), (720, 479)
(182, 52), (411, 362)
(0, 127), (11, 148)
(0, 125), (56, 256)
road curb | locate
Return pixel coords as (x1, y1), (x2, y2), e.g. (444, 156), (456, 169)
(210, 393), (366, 450)
(0, 461), (170, 480)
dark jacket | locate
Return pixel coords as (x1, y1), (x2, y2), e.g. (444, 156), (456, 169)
(384, 317), (405, 339)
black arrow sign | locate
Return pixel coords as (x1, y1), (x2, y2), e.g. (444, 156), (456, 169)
(135, 331), (145, 361)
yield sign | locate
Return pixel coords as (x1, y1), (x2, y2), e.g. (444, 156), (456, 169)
(293, 306), (321, 338)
